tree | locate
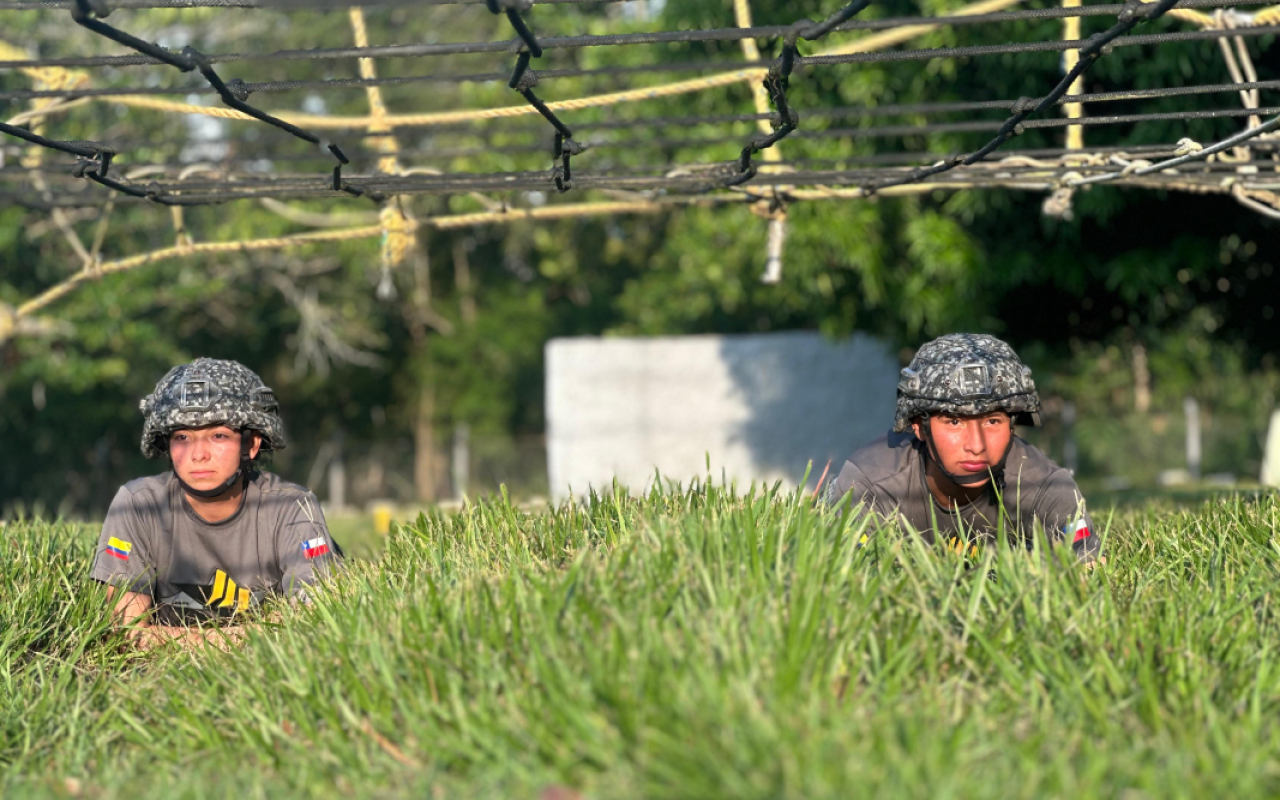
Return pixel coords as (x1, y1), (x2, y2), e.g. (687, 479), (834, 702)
(2, 0), (1277, 511)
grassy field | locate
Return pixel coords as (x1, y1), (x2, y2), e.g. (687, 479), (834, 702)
(3, 484), (1280, 799)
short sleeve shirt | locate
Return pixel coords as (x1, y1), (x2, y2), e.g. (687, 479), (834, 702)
(91, 471), (343, 625)
(825, 432), (1099, 558)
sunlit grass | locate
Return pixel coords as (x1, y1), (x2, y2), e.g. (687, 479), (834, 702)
(2, 485), (1279, 798)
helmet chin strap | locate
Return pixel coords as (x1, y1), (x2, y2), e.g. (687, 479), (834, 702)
(919, 417), (1014, 488)
(173, 432), (254, 500)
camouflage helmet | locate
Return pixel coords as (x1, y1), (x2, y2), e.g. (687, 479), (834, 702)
(139, 358), (286, 458)
(892, 333), (1041, 433)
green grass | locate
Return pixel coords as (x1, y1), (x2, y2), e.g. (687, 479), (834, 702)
(2, 484), (1280, 798)
(323, 512), (396, 560)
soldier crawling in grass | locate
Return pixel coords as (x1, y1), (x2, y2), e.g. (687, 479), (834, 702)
(826, 333), (1101, 562)
(91, 358), (343, 650)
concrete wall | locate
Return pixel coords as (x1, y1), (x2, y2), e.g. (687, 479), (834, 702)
(1264, 410), (1280, 487)
(546, 331), (899, 499)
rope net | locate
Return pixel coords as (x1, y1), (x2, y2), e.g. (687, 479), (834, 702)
(3, 0), (1280, 327)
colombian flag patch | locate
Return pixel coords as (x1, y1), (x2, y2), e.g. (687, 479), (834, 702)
(301, 537), (329, 559)
(106, 537), (132, 561)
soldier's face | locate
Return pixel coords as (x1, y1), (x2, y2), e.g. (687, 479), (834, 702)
(169, 426), (263, 493)
(912, 412), (1012, 485)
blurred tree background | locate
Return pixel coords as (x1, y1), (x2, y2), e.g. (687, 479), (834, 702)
(1, 0), (1277, 516)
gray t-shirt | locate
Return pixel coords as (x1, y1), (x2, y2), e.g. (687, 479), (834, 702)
(826, 432), (1099, 558)
(91, 471), (342, 625)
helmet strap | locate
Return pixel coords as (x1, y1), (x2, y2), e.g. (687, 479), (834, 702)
(919, 417), (1014, 489)
(173, 431), (255, 500)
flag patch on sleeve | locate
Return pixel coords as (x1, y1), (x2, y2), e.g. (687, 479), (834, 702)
(301, 537), (330, 559)
(1067, 518), (1091, 543)
(106, 537), (132, 561)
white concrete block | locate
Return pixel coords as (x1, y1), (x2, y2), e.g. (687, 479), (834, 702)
(546, 331), (899, 499)
(1262, 409), (1280, 488)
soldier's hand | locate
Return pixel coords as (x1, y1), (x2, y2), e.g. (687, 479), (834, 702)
(203, 625), (247, 651)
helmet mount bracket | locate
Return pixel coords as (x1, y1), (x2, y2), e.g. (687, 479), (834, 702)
(139, 357), (286, 459)
(893, 334), (1041, 435)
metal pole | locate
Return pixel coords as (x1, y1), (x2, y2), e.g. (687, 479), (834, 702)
(1184, 396), (1202, 481)
(1063, 0), (1084, 152)
(762, 215), (787, 284)
(1062, 400), (1078, 474)
(1262, 409), (1280, 487)
(452, 423), (471, 499)
(328, 428), (347, 511)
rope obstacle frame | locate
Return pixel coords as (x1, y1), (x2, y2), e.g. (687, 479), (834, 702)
(3, 0), (1280, 334)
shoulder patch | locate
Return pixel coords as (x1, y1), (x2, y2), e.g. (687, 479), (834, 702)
(106, 537), (133, 561)
(1067, 518), (1092, 543)
(301, 537), (330, 559)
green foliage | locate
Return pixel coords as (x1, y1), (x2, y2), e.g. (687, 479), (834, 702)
(0, 520), (134, 768)
(5, 489), (1280, 797)
(2, 1), (1279, 510)
(1032, 317), (1280, 485)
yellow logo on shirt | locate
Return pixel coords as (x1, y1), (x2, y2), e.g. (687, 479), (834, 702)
(206, 569), (251, 612)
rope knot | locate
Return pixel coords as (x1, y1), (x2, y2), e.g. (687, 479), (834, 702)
(786, 18), (815, 45)
(72, 148), (111, 178)
(380, 205), (414, 270)
(177, 45), (208, 71)
(1127, 159), (1152, 175)
(1010, 96), (1037, 115)
(1174, 137), (1204, 157)
(72, 0), (111, 20)
(225, 78), (251, 102)
(775, 108), (801, 130)
(1042, 186), (1076, 221)
(514, 68), (540, 92)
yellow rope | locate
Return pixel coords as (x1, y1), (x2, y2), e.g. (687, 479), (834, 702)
(66, 0), (1030, 130)
(349, 7), (401, 173)
(0, 0), (1255, 138)
(816, 0), (1027, 57)
(349, 6), (415, 271)
(1, 0), (1261, 335)
(733, 0), (780, 160)
(0, 42), (89, 171)
(0, 41), (89, 100)
(733, 0), (763, 64)
(1063, 0), (1084, 151)
(6, 160), (1262, 332)
(380, 204), (414, 267)
(15, 225), (388, 320)
(106, 71), (765, 128)
(10, 202), (673, 324)
(428, 200), (667, 229)
(1254, 6), (1280, 25)
(1165, 7), (1215, 27)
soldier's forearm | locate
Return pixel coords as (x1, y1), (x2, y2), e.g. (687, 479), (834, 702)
(127, 623), (246, 651)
